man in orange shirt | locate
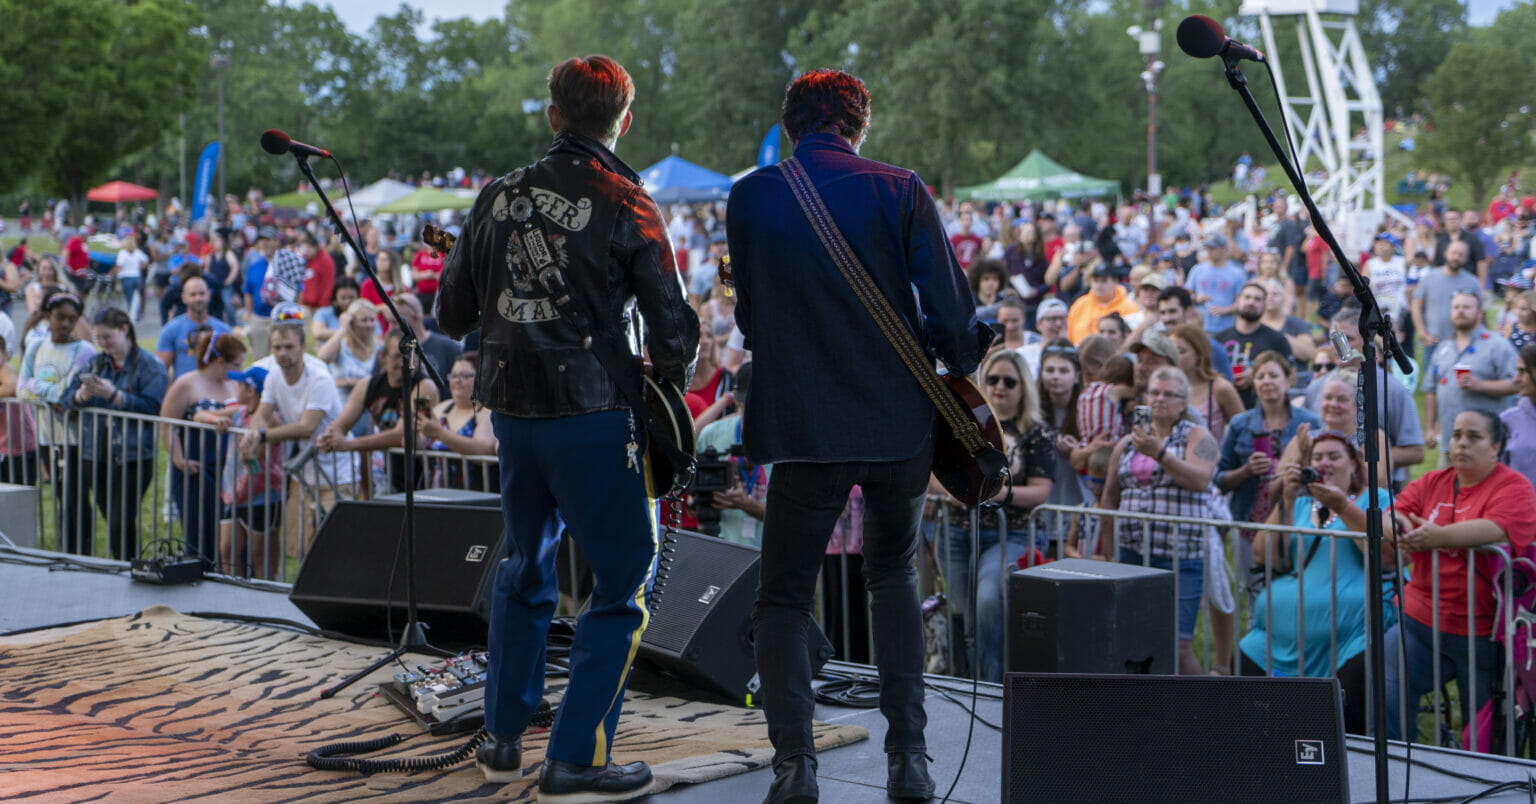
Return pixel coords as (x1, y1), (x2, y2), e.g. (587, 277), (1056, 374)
(1066, 264), (1141, 343)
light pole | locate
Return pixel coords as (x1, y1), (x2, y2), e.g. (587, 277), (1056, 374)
(1128, 12), (1164, 240)
(210, 53), (229, 224)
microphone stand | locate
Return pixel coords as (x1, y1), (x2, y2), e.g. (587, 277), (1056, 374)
(281, 154), (451, 699)
(1218, 55), (1412, 804)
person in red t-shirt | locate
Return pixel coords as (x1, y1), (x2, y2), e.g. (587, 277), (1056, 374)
(62, 235), (91, 289)
(411, 240), (445, 316)
(1303, 225), (1332, 303)
(299, 233), (335, 318)
(1383, 409), (1536, 741)
(949, 210), (984, 269)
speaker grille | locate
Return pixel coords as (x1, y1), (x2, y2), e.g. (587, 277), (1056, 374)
(646, 531), (760, 656)
(1003, 674), (1347, 804)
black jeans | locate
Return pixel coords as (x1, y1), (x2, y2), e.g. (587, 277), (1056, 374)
(85, 459), (154, 561)
(754, 437), (933, 764)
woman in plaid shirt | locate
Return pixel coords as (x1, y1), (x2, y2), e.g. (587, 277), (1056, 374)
(1096, 365), (1221, 675)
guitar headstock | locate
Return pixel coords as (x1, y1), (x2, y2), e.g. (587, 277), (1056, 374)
(422, 224), (456, 258)
(719, 254), (735, 298)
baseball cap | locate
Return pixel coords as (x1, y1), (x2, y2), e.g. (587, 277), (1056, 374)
(1036, 298), (1069, 319)
(709, 232), (728, 245)
(1138, 273), (1169, 291)
(1374, 232), (1401, 247)
(258, 225), (280, 240)
(227, 366), (269, 394)
(269, 301), (306, 322)
(1131, 330), (1180, 365)
(1090, 263), (1116, 278)
(1204, 232), (1228, 249)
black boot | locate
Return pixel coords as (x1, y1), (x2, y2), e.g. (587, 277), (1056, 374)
(764, 754), (818, 804)
(886, 752), (935, 800)
(474, 732), (524, 783)
(537, 757), (653, 802)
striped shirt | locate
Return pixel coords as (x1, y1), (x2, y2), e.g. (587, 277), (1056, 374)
(1076, 381), (1119, 443)
(1115, 418), (1211, 560)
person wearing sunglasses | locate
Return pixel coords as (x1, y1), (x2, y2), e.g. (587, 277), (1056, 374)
(935, 348), (1054, 683)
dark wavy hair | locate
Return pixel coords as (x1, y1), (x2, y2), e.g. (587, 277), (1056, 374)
(782, 69), (870, 142)
(548, 55), (635, 142)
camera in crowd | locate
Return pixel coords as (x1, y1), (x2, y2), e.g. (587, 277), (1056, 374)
(689, 444), (748, 536)
(1298, 466), (1321, 485)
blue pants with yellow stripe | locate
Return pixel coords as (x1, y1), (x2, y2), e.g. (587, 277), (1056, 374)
(485, 409), (658, 767)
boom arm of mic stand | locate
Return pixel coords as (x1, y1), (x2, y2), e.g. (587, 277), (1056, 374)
(290, 155), (446, 392)
(1221, 56), (1397, 804)
(1220, 58), (1413, 376)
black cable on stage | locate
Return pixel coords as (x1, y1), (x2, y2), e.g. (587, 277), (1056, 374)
(305, 700), (557, 774)
(813, 678), (882, 708)
(941, 491), (1006, 804)
(305, 727), (484, 774)
(1344, 741), (1528, 789)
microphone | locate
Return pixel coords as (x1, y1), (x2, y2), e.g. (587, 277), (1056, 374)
(1176, 15), (1265, 63)
(260, 129), (332, 160)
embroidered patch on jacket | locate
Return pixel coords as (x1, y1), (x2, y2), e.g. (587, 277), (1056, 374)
(496, 290), (561, 323)
(531, 187), (593, 231)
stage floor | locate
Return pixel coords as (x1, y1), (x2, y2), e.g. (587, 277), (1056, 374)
(4, 546), (1536, 803)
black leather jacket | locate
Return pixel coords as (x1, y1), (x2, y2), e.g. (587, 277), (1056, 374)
(437, 132), (698, 418)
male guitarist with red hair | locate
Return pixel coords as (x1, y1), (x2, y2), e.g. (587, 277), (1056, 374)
(437, 54), (697, 802)
(727, 69), (993, 803)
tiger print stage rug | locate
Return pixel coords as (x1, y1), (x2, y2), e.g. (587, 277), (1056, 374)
(0, 606), (868, 802)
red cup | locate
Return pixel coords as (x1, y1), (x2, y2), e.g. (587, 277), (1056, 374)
(1455, 363), (1472, 383)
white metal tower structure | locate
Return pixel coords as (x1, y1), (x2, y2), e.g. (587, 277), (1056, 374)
(1237, 0), (1407, 247)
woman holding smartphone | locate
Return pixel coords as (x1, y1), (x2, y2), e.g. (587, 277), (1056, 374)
(1217, 351), (1322, 598)
(1096, 366), (1219, 675)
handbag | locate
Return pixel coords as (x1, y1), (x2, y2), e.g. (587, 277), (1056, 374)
(777, 157), (1006, 505)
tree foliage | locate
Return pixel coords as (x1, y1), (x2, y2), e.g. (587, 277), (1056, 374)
(1356, 0), (1466, 117)
(2, 0), (203, 212)
(1, 0), (1502, 212)
(1416, 5), (1536, 206)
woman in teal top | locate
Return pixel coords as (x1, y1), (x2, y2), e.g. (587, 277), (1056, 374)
(1239, 429), (1392, 735)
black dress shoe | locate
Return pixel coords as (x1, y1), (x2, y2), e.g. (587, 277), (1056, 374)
(764, 754), (818, 804)
(474, 732), (525, 783)
(887, 752), (936, 800)
(537, 757), (652, 803)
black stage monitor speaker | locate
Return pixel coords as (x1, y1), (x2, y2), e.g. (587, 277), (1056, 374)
(640, 529), (832, 703)
(1002, 674), (1349, 803)
(289, 500), (504, 645)
(1008, 558), (1175, 675)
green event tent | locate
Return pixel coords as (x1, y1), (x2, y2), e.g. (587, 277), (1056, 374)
(374, 187), (475, 214)
(953, 150), (1121, 201)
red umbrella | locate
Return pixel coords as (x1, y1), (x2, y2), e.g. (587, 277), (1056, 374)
(86, 180), (158, 203)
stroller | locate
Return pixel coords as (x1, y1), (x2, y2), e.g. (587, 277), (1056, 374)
(1461, 544), (1536, 756)
(80, 253), (129, 319)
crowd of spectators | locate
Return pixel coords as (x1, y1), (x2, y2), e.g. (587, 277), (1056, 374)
(659, 187), (1536, 719)
(0, 202), (492, 579)
(8, 179), (1536, 738)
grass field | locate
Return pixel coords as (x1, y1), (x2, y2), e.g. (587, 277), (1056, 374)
(1206, 125), (1536, 213)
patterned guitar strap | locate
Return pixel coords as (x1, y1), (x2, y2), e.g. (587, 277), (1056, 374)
(777, 157), (1006, 478)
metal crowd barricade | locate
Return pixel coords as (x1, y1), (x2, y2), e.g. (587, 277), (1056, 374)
(0, 397), (358, 584)
(381, 446), (500, 495)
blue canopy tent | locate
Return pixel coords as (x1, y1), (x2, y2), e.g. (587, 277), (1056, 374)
(640, 155), (733, 204)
